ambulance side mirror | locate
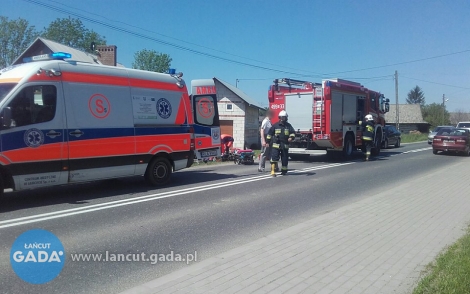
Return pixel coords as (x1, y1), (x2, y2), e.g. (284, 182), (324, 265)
(1, 107), (12, 129)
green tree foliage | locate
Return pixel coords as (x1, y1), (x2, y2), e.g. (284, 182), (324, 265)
(42, 17), (106, 53)
(406, 85), (426, 106)
(0, 16), (38, 68)
(422, 103), (450, 128)
(132, 49), (172, 73)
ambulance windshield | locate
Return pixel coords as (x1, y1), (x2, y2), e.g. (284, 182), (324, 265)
(0, 83), (16, 102)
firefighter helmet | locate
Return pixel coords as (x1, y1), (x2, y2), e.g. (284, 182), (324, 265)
(365, 114), (373, 121)
(279, 110), (288, 117)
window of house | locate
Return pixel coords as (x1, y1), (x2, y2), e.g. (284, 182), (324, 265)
(7, 85), (57, 128)
(226, 104), (233, 111)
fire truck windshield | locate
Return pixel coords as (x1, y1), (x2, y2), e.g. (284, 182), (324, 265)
(0, 83), (16, 102)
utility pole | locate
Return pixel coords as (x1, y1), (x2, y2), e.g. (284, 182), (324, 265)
(236, 79), (239, 88)
(395, 70), (399, 130)
(442, 94), (448, 125)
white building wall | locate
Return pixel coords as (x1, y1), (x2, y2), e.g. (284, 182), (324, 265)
(244, 104), (261, 149)
(217, 87), (246, 149)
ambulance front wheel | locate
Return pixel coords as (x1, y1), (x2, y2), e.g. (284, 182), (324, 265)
(145, 157), (172, 186)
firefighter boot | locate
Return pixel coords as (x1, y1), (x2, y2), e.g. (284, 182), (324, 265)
(365, 152), (370, 161)
(281, 166), (287, 175)
(271, 163), (277, 177)
(274, 162), (280, 172)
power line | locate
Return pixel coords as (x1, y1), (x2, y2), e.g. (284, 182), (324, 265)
(236, 75), (393, 82)
(46, 0), (326, 76)
(23, 0), (470, 79)
(325, 50), (470, 75)
(401, 76), (470, 90)
(23, 0), (326, 78)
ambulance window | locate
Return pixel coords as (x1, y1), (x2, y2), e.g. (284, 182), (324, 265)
(193, 95), (219, 126)
(7, 85), (57, 128)
(0, 83), (16, 102)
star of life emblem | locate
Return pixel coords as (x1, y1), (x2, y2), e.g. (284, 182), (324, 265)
(24, 128), (45, 148)
(157, 98), (172, 119)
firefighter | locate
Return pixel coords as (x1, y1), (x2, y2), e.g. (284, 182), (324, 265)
(266, 110), (296, 176)
(359, 114), (375, 161)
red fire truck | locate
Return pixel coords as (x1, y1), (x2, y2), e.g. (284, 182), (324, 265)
(268, 78), (390, 159)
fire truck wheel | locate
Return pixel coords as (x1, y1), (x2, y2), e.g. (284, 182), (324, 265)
(145, 157), (172, 186)
(342, 135), (354, 159)
(371, 137), (381, 156)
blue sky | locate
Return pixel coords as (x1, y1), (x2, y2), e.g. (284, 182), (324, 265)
(3, 0), (470, 111)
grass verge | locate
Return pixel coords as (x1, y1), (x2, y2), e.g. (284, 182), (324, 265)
(412, 226), (470, 294)
(401, 133), (429, 143)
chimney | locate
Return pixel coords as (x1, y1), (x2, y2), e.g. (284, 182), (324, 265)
(96, 45), (117, 66)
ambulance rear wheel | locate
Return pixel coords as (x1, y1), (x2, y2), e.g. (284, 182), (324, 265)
(145, 157), (172, 186)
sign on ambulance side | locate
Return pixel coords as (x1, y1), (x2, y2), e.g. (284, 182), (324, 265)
(132, 95), (157, 121)
(131, 92), (180, 125)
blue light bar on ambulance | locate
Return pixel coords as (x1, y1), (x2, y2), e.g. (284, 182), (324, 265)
(168, 68), (176, 75)
(23, 52), (72, 63)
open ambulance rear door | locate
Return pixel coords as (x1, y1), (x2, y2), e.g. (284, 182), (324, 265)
(191, 92), (221, 160)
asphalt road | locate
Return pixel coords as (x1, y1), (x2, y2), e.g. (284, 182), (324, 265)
(0, 142), (464, 293)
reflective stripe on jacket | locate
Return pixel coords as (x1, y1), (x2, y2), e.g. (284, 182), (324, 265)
(362, 121), (375, 141)
(266, 121), (296, 149)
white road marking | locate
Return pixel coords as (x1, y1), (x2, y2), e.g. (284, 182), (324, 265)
(0, 146), (432, 229)
(401, 147), (432, 154)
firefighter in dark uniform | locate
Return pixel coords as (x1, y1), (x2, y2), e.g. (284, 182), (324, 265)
(266, 110), (296, 176)
(359, 114), (375, 161)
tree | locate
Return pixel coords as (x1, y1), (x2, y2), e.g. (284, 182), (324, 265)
(450, 109), (470, 125)
(422, 103), (450, 128)
(406, 85), (426, 106)
(0, 16), (38, 68)
(42, 17), (106, 53)
(132, 49), (172, 73)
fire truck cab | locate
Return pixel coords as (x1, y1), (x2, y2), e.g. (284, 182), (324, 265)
(268, 78), (390, 159)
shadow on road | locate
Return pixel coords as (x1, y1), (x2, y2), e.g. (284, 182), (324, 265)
(289, 150), (404, 164)
(0, 149), (413, 213)
(0, 170), (242, 213)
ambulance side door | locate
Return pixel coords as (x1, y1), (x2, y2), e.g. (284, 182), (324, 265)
(60, 63), (135, 182)
(0, 82), (68, 190)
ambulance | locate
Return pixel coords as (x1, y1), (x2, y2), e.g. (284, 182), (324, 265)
(0, 52), (221, 195)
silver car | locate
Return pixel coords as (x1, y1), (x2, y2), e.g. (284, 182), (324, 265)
(456, 122), (470, 131)
(428, 126), (454, 144)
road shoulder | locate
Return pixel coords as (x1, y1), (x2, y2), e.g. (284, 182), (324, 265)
(121, 158), (470, 294)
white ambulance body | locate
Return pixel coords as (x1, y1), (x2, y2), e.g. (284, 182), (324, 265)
(0, 52), (220, 195)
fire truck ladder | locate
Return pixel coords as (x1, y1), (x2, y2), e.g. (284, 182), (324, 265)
(273, 78), (313, 92)
(307, 81), (324, 137)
